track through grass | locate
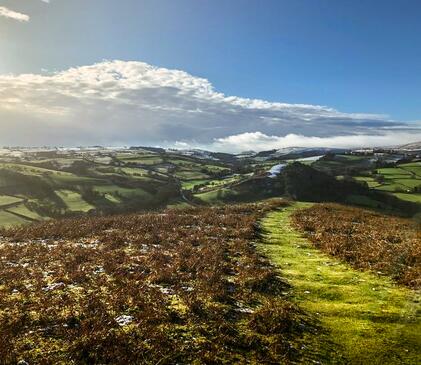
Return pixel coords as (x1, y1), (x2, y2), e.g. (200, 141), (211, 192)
(260, 203), (421, 364)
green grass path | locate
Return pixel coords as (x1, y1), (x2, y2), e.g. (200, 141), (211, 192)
(260, 203), (421, 364)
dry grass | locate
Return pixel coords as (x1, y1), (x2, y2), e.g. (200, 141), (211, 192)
(292, 204), (421, 288)
(0, 200), (307, 364)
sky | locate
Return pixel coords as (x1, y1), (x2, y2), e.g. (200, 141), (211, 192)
(0, 0), (420, 152)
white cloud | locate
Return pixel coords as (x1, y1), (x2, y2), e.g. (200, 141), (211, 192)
(0, 6), (30, 21)
(0, 60), (419, 150)
(211, 132), (421, 153)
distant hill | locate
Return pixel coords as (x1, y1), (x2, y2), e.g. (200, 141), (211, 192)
(165, 146), (348, 162)
(250, 147), (348, 160)
(396, 141), (421, 151)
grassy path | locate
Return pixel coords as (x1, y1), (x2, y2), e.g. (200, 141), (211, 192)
(260, 203), (421, 364)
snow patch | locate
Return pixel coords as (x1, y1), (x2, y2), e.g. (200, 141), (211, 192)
(115, 315), (134, 326)
(268, 164), (286, 178)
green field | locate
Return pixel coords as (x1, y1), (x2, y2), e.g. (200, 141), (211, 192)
(103, 167), (167, 182)
(0, 210), (29, 227)
(48, 173), (100, 186)
(181, 179), (210, 190)
(183, 175), (245, 191)
(393, 192), (421, 203)
(118, 156), (164, 165)
(174, 169), (210, 180)
(0, 162), (100, 186)
(375, 183), (406, 192)
(0, 162), (67, 176)
(6, 204), (44, 221)
(396, 162), (421, 177)
(0, 195), (23, 207)
(195, 188), (237, 203)
(352, 162), (421, 203)
(103, 193), (121, 203)
(94, 184), (152, 199)
(353, 176), (381, 188)
(56, 190), (95, 212)
(376, 167), (412, 176)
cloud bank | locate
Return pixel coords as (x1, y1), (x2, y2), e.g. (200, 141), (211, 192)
(213, 132), (421, 153)
(0, 6), (29, 21)
(0, 60), (419, 151)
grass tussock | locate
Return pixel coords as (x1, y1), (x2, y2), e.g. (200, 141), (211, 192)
(292, 204), (421, 288)
(0, 199), (308, 364)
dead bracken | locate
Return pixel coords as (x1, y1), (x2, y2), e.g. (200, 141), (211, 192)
(293, 203), (421, 288)
(0, 200), (308, 364)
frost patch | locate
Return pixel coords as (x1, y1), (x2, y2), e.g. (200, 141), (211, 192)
(115, 315), (134, 326)
(42, 282), (65, 292)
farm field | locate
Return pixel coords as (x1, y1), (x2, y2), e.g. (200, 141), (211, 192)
(0, 210), (29, 227)
(0, 148), (295, 225)
(353, 176), (381, 188)
(343, 161), (421, 205)
(6, 204), (44, 221)
(194, 187), (237, 203)
(94, 185), (152, 199)
(173, 169), (210, 180)
(373, 166), (421, 192)
(56, 190), (95, 213)
(309, 155), (421, 201)
(117, 155), (164, 165)
(0, 195), (23, 207)
(182, 174), (248, 192)
(180, 178), (210, 190)
(0, 147), (418, 228)
(0, 150), (216, 223)
(394, 192), (421, 203)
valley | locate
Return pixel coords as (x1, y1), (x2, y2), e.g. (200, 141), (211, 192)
(0, 145), (419, 228)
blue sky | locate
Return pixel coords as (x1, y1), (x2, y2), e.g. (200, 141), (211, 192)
(0, 0), (420, 150)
